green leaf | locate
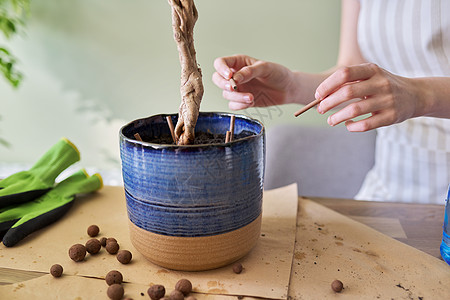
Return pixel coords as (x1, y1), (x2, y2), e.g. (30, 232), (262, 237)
(0, 0), (29, 87)
(0, 46), (22, 87)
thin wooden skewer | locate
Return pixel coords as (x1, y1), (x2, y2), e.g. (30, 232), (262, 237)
(225, 131), (231, 143)
(166, 116), (176, 144)
(229, 115), (235, 141)
(229, 78), (237, 91)
(294, 98), (322, 117)
(134, 133), (143, 142)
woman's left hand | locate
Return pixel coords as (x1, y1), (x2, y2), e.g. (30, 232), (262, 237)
(315, 63), (423, 131)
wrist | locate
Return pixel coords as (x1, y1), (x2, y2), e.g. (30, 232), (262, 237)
(285, 71), (306, 105)
(410, 78), (430, 117)
(412, 77), (450, 118)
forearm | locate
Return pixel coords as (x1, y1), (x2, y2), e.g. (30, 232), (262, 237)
(287, 70), (334, 105)
(414, 76), (450, 119)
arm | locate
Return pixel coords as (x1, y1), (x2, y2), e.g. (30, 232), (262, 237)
(316, 0), (450, 131)
(212, 0), (364, 109)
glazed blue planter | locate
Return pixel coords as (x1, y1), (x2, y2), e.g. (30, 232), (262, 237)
(119, 112), (265, 238)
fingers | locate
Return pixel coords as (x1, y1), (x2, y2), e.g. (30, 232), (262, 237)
(327, 97), (387, 127)
(222, 90), (254, 110)
(315, 63), (379, 100)
(212, 72), (234, 91)
(228, 101), (253, 110)
(317, 79), (380, 114)
(344, 111), (396, 132)
(233, 61), (270, 85)
(213, 55), (257, 79)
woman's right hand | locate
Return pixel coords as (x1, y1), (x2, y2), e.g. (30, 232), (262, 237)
(212, 55), (298, 110)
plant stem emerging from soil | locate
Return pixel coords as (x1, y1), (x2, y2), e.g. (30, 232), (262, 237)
(169, 0), (204, 145)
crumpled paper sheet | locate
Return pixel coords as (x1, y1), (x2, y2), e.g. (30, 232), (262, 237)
(0, 184), (298, 299)
(288, 198), (450, 299)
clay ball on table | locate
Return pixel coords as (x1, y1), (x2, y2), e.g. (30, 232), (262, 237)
(107, 284), (124, 300)
(147, 284), (165, 300)
(105, 270), (123, 286)
(169, 290), (184, 300)
(100, 237), (107, 247)
(106, 237), (117, 244)
(331, 279), (344, 292)
(117, 250), (132, 264)
(87, 225), (100, 237)
(85, 238), (102, 254)
(50, 264), (63, 277)
(232, 262), (243, 274)
(175, 278), (192, 296)
(106, 241), (120, 254)
(68, 244), (86, 262)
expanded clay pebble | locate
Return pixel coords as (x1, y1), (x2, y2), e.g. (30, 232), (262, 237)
(100, 237), (107, 247)
(69, 244), (86, 262)
(106, 241), (120, 254)
(105, 270), (123, 286)
(106, 237), (117, 244)
(50, 264), (63, 277)
(147, 284), (165, 300)
(331, 279), (344, 293)
(175, 279), (192, 296)
(107, 284), (124, 300)
(85, 238), (101, 254)
(169, 290), (184, 300)
(87, 225), (100, 237)
(232, 262), (243, 274)
(117, 250), (132, 264)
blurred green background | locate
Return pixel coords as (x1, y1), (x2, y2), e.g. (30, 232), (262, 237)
(0, 0), (340, 178)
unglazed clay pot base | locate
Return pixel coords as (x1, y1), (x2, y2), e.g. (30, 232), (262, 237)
(129, 214), (262, 271)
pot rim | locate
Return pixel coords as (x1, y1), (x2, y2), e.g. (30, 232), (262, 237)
(119, 111), (265, 149)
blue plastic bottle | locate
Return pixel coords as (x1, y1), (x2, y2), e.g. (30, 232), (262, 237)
(440, 185), (450, 265)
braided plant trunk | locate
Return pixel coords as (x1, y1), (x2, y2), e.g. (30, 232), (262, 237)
(169, 0), (204, 145)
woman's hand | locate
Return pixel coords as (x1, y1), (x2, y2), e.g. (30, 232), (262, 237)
(212, 55), (298, 110)
(315, 63), (425, 132)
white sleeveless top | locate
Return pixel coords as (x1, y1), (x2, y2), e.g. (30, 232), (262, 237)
(355, 0), (450, 203)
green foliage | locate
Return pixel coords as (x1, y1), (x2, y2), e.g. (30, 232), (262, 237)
(0, 0), (29, 88)
(0, 47), (21, 86)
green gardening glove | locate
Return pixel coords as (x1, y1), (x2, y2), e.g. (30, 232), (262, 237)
(0, 169), (103, 247)
(0, 138), (80, 208)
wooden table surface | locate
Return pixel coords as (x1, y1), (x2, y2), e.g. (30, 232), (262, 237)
(0, 196), (446, 286)
(310, 197), (445, 260)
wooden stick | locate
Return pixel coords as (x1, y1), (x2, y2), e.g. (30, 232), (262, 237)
(294, 98), (322, 117)
(225, 131), (231, 143)
(166, 116), (176, 144)
(229, 78), (237, 91)
(229, 115), (235, 141)
(134, 133), (143, 142)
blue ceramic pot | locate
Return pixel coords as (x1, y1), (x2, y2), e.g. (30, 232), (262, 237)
(119, 112), (265, 238)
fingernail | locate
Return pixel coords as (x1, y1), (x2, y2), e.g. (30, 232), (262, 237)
(224, 69), (231, 79)
(317, 105), (323, 114)
(243, 95), (252, 103)
(234, 73), (244, 83)
(225, 83), (231, 91)
(327, 116), (334, 126)
(315, 91), (321, 100)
